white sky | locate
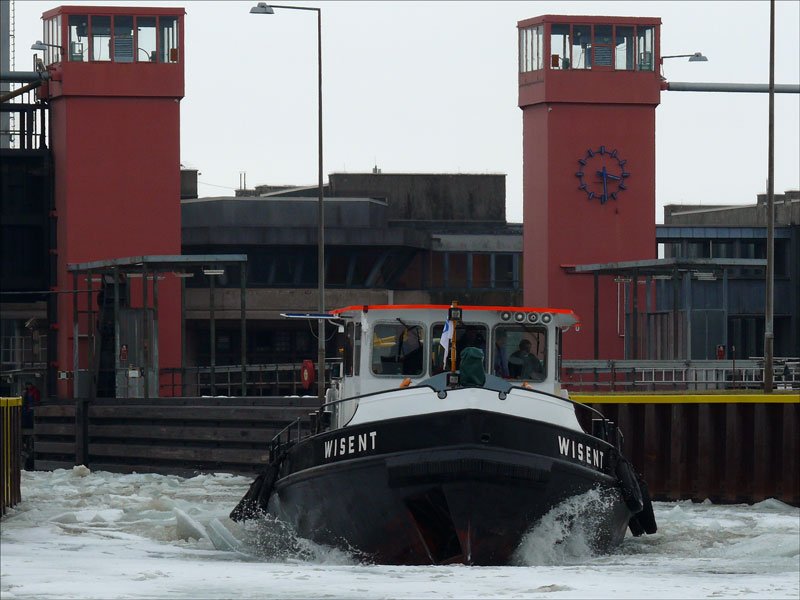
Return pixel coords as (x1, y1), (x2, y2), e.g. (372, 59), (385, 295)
(12, 0), (800, 223)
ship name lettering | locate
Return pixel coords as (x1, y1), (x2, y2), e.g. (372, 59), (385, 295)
(324, 431), (377, 459)
(557, 435), (604, 469)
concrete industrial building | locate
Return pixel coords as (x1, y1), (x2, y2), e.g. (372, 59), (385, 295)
(180, 171), (523, 370)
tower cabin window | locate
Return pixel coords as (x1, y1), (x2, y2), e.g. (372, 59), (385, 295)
(90, 16), (111, 61)
(637, 26), (655, 71)
(113, 16), (134, 62)
(616, 26), (635, 70)
(66, 14), (177, 63)
(137, 17), (157, 62)
(159, 16), (180, 63)
(42, 15), (62, 65)
(550, 24), (571, 69)
(519, 25), (543, 72)
(68, 15), (88, 61)
(571, 25), (592, 69)
(548, 23), (655, 71)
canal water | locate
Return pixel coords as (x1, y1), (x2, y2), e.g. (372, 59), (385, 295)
(1, 467), (798, 599)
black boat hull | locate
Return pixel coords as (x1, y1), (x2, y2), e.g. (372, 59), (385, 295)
(267, 410), (633, 565)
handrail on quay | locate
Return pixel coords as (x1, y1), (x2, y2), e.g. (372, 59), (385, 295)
(1, 397), (23, 516)
(562, 358), (799, 393)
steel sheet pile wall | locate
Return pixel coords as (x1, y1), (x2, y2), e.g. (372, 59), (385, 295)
(30, 394), (799, 504)
(574, 394), (800, 505)
(34, 397), (317, 475)
(1, 397), (22, 515)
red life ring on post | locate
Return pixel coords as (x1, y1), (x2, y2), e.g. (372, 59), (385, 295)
(301, 360), (315, 390)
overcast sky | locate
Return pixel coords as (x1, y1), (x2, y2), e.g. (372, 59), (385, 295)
(13, 0), (800, 223)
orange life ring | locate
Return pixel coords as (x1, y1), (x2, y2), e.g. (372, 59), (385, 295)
(301, 359), (315, 390)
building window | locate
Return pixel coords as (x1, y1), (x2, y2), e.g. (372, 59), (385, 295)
(448, 253), (467, 288)
(472, 254), (491, 288)
(494, 254), (517, 289)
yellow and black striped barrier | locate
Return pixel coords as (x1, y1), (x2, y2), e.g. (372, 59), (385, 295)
(1, 397), (22, 516)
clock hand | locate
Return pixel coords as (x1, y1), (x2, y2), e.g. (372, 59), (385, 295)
(597, 166), (609, 203)
(606, 173), (621, 181)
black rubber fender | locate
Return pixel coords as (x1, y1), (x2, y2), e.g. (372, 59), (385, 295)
(628, 514), (645, 537)
(615, 457), (644, 515)
(635, 475), (658, 534)
(230, 455), (284, 522)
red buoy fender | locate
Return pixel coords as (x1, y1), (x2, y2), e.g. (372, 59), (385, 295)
(301, 359), (315, 390)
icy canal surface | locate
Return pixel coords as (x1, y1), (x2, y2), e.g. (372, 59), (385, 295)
(1, 468), (798, 599)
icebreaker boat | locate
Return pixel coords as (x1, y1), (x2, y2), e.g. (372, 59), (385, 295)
(232, 304), (656, 565)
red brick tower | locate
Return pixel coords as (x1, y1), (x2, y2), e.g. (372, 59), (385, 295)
(38, 6), (185, 397)
(518, 15), (662, 358)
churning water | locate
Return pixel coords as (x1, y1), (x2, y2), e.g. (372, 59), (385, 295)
(1, 468), (798, 599)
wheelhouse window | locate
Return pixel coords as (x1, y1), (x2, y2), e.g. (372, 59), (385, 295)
(343, 321), (361, 377)
(519, 25), (543, 72)
(430, 322), (488, 374)
(371, 322), (424, 377)
(68, 15), (88, 61)
(493, 325), (547, 382)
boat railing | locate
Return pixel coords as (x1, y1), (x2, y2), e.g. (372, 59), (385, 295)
(315, 381), (620, 448)
(267, 416), (305, 462)
(505, 384), (622, 448)
(265, 380), (623, 454)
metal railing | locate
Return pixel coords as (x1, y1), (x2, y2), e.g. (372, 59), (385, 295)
(160, 362), (339, 398)
(0, 86), (48, 150)
(0, 335), (48, 370)
(561, 359), (799, 392)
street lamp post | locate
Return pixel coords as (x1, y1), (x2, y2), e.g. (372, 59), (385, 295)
(250, 2), (326, 404)
(764, 0), (776, 393)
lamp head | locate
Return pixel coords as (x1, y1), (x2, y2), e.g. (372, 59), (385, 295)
(250, 2), (275, 14)
(688, 52), (708, 62)
(31, 40), (49, 51)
